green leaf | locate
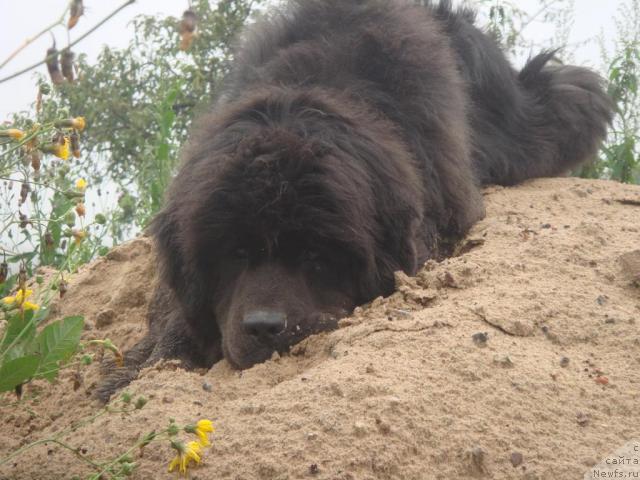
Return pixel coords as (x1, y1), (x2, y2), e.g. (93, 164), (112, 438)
(0, 310), (37, 361)
(0, 355), (39, 392)
(35, 316), (84, 382)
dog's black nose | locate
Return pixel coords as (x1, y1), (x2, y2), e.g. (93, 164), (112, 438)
(243, 310), (286, 337)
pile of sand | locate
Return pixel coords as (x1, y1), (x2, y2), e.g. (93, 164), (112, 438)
(1, 177), (639, 480)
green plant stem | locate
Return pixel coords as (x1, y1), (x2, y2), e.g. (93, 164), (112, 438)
(0, 6), (69, 70)
(87, 430), (170, 480)
(0, 407), (109, 466)
(47, 439), (102, 469)
(0, 0), (137, 84)
(0, 176), (67, 195)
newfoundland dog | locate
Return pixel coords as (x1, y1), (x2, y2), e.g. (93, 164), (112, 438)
(98, 0), (612, 399)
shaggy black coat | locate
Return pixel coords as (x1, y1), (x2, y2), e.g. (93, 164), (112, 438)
(98, 0), (613, 400)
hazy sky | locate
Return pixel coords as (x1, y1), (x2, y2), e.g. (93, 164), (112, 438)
(0, 0), (627, 121)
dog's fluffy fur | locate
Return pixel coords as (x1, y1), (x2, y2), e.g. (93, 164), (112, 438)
(97, 0), (613, 400)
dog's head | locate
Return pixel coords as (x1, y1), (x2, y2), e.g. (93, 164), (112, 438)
(152, 88), (423, 368)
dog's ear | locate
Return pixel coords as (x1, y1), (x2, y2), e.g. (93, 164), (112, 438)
(149, 208), (220, 345)
(149, 209), (186, 296)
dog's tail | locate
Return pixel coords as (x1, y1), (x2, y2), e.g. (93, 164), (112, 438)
(479, 52), (614, 185)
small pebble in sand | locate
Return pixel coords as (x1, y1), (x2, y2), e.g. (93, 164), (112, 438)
(353, 421), (367, 437)
(560, 356), (570, 368)
(510, 452), (524, 467)
(576, 412), (590, 427)
(307, 432), (318, 441)
(202, 382), (212, 392)
(595, 376), (609, 386)
(472, 332), (489, 347)
(309, 464), (319, 474)
(493, 355), (514, 368)
(95, 309), (116, 329)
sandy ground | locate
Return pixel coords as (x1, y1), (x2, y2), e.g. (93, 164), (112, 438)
(0, 177), (639, 480)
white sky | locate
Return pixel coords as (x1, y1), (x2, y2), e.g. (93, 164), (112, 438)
(0, 0), (628, 122)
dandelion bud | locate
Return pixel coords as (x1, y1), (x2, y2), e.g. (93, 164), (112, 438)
(64, 189), (84, 200)
(72, 228), (87, 245)
(0, 128), (26, 141)
(61, 49), (75, 83)
(94, 213), (106, 225)
(46, 47), (65, 85)
(98, 338), (124, 367)
(68, 0), (84, 29)
(55, 117), (86, 131)
(19, 182), (30, 205)
(120, 462), (136, 475)
(167, 422), (180, 436)
(39, 83), (51, 95)
(134, 396), (148, 410)
(65, 211), (76, 227)
(81, 354), (93, 365)
(44, 231), (54, 249)
(0, 262), (7, 284)
(75, 202), (86, 217)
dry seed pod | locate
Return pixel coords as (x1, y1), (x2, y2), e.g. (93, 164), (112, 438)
(68, 0), (84, 29)
(19, 213), (30, 229)
(179, 9), (198, 50)
(31, 151), (42, 172)
(179, 9), (197, 34)
(70, 131), (81, 158)
(75, 202), (86, 217)
(19, 182), (30, 205)
(18, 265), (27, 290)
(0, 262), (7, 284)
(59, 278), (68, 298)
(61, 49), (75, 83)
(46, 47), (65, 85)
(44, 231), (54, 249)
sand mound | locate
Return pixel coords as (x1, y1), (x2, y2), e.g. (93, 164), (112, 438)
(1, 177), (639, 480)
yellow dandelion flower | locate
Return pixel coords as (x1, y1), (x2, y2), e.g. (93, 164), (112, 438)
(54, 117), (86, 131)
(71, 117), (86, 131)
(42, 138), (71, 160)
(184, 419), (215, 446)
(0, 128), (27, 141)
(75, 178), (87, 192)
(2, 289), (40, 311)
(56, 137), (70, 160)
(194, 419), (214, 446)
(168, 440), (202, 475)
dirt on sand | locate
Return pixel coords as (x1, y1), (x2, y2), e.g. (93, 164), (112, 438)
(1, 177), (639, 480)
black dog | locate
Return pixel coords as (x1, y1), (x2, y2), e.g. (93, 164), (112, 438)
(98, 0), (612, 399)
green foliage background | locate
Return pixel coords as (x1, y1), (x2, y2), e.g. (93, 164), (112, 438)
(49, 0), (260, 232)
